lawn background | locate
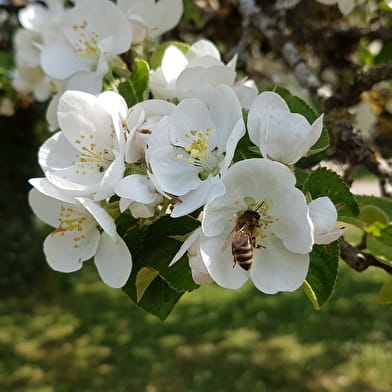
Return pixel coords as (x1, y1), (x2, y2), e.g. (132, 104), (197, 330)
(1, 258), (391, 392)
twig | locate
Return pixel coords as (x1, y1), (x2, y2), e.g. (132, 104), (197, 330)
(237, 0), (321, 93)
(325, 111), (392, 197)
(325, 62), (392, 110)
(339, 238), (392, 275)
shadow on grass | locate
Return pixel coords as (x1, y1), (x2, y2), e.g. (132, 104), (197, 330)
(1, 262), (391, 392)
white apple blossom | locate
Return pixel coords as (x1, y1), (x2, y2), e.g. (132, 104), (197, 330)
(110, 100), (175, 217)
(12, 66), (53, 102)
(146, 85), (245, 217)
(40, 0), (132, 92)
(125, 99), (176, 164)
(308, 197), (345, 244)
(39, 90), (128, 201)
(149, 39), (237, 100)
(200, 158), (314, 294)
(170, 228), (213, 285)
(29, 187), (132, 288)
(247, 91), (324, 165)
(117, 0), (183, 44)
(114, 173), (162, 217)
(314, 0), (355, 15)
(18, 0), (65, 40)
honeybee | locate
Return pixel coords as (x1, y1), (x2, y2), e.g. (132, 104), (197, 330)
(231, 208), (263, 271)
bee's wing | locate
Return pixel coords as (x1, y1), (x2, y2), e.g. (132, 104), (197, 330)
(221, 230), (234, 252)
(222, 224), (249, 252)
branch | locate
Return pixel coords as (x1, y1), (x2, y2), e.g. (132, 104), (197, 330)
(325, 62), (392, 110)
(237, 0), (321, 93)
(325, 111), (392, 197)
(339, 238), (392, 275)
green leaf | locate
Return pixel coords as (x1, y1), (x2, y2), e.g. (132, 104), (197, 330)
(273, 86), (329, 156)
(294, 167), (309, 190)
(378, 278), (392, 305)
(138, 276), (184, 320)
(302, 167), (359, 218)
(118, 59), (149, 107)
(136, 267), (159, 302)
(365, 227), (392, 266)
(232, 132), (261, 162)
(0, 51), (14, 74)
(122, 216), (200, 320)
(360, 205), (389, 227)
(150, 41), (189, 70)
(355, 195), (392, 221)
(141, 216), (200, 292)
(303, 242), (339, 309)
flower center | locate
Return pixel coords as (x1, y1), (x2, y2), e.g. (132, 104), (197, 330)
(233, 197), (278, 242)
(53, 206), (88, 243)
(176, 128), (223, 180)
(71, 21), (100, 59)
(73, 141), (113, 174)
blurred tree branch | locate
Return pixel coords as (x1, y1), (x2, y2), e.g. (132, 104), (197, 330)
(339, 238), (392, 275)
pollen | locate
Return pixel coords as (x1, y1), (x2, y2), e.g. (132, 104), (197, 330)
(184, 128), (211, 164)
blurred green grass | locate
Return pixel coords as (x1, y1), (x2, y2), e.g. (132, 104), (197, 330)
(0, 261), (391, 392)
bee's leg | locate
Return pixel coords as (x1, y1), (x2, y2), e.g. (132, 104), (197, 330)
(255, 242), (265, 249)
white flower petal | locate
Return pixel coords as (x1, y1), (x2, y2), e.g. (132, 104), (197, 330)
(94, 232), (132, 288)
(44, 224), (100, 273)
(200, 231), (249, 289)
(308, 196), (337, 233)
(57, 91), (97, 146)
(144, 0), (183, 38)
(114, 174), (157, 204)
(188, 85), (243, 150)
(28, 188), (70, 227)
(41, 34), (93, 79)
(170, 178), (223, 218)
(187, 39), (221, 60)
(29, 178), (76, 204)
(129, 202), (155, 218)
(94, 150), (125, 201)
(161, 45), (188, 83)
(309, 196), (344, 244)
(170, 228), (201, 266)
(315, 228), (345, 244)
(247, 92), (324, 165)
(250, 236), (309, 294)
(338, 0), (355, 15)
(176, 66), (236, 99)
(76, 197), (116, 239)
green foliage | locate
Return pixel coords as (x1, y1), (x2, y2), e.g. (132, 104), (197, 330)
(3, 264), (392, 392)
(303, 242), (339, 309)
(118, 59), (150, 107)
(232, 132), (261, 162)
(150, 41), (189, 70)
(122, 216), (200, 320)
(294, 167), (309, 189)
(0, 51), (14, 74)
(365, 227), (392, 266)
(379, 277), (392, 304)
(355, 195), (392, 221)
(349, 195), (392, 267)
(273, 86), (329, 156)
(302, 167), (359, 218)
(182, 0), (206, 28)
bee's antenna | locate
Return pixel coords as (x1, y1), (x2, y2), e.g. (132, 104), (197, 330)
(255, 200), (265, 211)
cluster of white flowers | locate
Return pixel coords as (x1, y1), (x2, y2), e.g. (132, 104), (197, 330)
(13, 0), (182, 129)
(25, 1), (345, 293)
